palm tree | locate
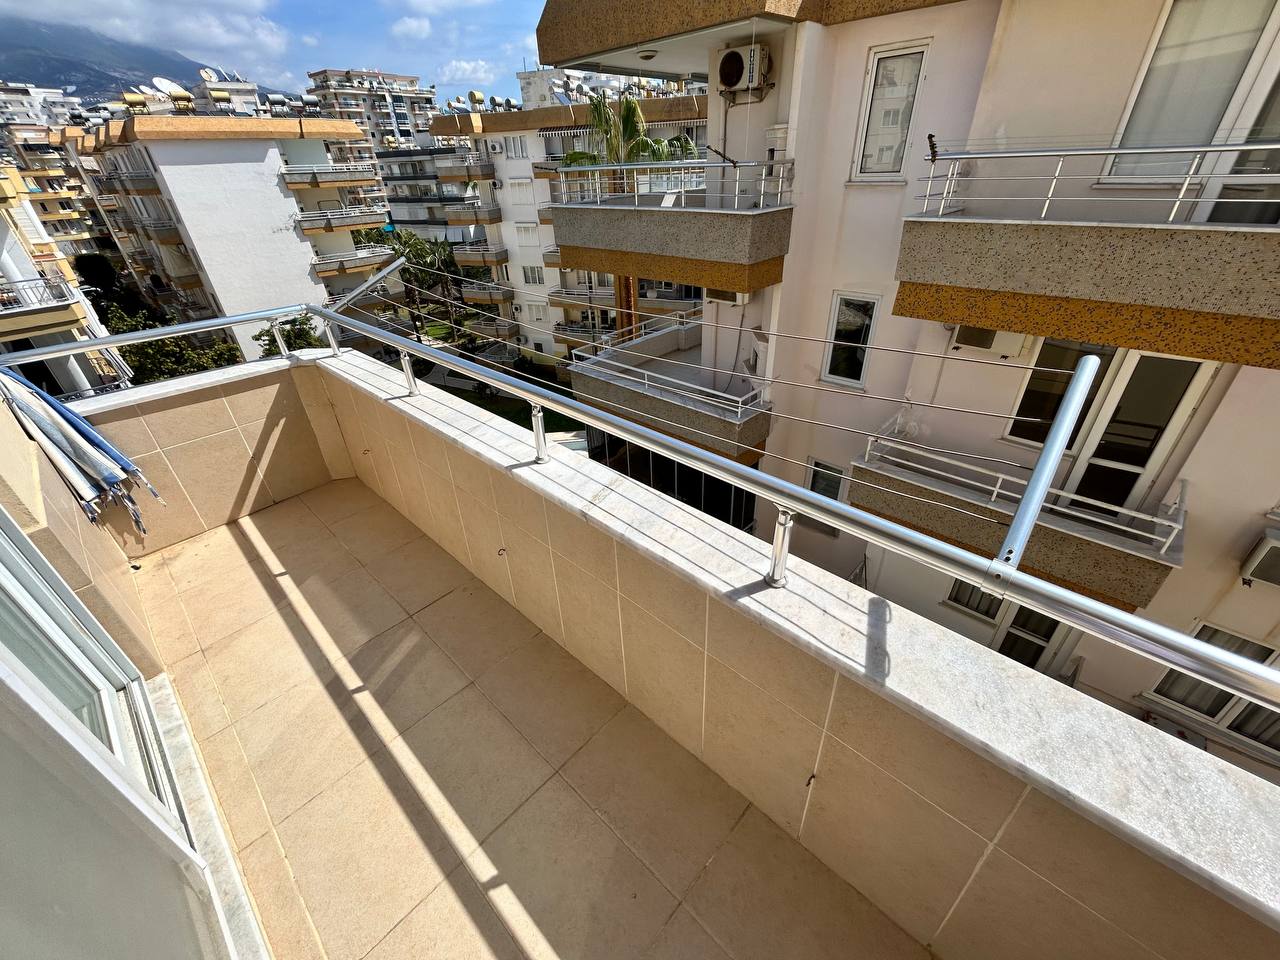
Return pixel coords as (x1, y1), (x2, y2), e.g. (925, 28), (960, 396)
(360, 228), (465, 341)
(564, 93), (696, 339)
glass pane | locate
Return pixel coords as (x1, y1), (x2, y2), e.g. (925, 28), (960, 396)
(1010, 340), (1116, 445)
(997, 630), (1046, 667)
(1009, 606), (1060, 642)
(826, 297), (875, 383)
(1092, 357), (1199, 466)
(1116, 0), (1275, 176)
(1072, 462), (1141, 511)
(0, 583), (109, 745)
(809, 462), (844, 500)
(1153, 625), (1273, 717)
(1227, 701), (1280, 749)
(860, 50), (924, 174)
(947, 580), (1001, 620)
(1208, 70), (1280, 224)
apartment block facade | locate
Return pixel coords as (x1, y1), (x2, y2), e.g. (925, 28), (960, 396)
(537, 0), (1280, 780)
(59, 115), (392, 358)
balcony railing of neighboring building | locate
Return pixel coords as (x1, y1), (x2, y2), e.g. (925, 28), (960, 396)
(453, 241), (509, 266)
(312, 244), (394, 269)
(444, 200), (502, 223)
(295, 205), (391, 228)
(0, 275), (75, 315)
(459, 281), (514, 303)
(549, 286), (616, 307)
(554, 159), (794, 211)
(280, 162), (378, 186)
(859, 436), (1188, 562)
(915, 139), (1280, 226)
(542, 244), (561, 267)
(112, 170), (160, 193)
(466, 317), (517, 339)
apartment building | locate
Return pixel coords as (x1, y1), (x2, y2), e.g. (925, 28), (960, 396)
(58, 115), (392, 358)
(428, 95), (707, 358)
(2, 124), (106, 259)
(0, 162), (121, 396)
(0, 80), (81, 127)
(536, 0), (1280, 780)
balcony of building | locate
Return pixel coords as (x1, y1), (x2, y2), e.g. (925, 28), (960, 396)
(569, 316), (769, 459)
(460, 281), (514, 304)
(549, 285), (616, 309)
(0, 275), (84, 338)
(436, 152), (496, 182)
(95, 194), (120, 211)
(312, 243), (395, 277)
(112, 170), (161, 196)
(550, 160), (794, 293)
(296, 205), (391, 234)
(538, 201), (557, 225)
(281, 162), (380, 189)
(136, 217), (183, 244)
(467, 317), (518, 339)
(453, 240), (510, 268)
(542, 244), (561, 268)
(895, 141), (1280, 369)
(533, 158), (563, 180)
(2, 328), (1276, 960)
(445, 200), (503, 226)
(169, 272), (204, 291)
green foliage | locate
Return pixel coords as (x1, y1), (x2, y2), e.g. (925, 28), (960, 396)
(72, 253), (119, 294)
(252, 314), (324, 358)
(103, 304), (241, 384)
(564, 92), (697, 166)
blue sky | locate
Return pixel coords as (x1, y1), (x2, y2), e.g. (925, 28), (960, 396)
(0, 0), (545, 100)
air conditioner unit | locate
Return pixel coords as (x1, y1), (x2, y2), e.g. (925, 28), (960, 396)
(488, 140), (503, 152)
(706, 287), (751, 306)
(950, 325), (1027, 359)
(1241, 529), (1280, 587)
(514, 334), (528, 345)
(717, 44), (770, 93)
(512, 303), (522, 313)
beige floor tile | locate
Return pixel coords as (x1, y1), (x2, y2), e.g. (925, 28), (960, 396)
(278, 757), (460, 960)
(266, 531), (361, 591)
(931, 849), (1160, 960)
(563, 707), (747, 897)
(552, 553), (626, 694)
(301, 478), (383, 525)
(327, 500), (419, 564)
(640, 909), (730, 960)
(545, 502), (617, 588)
(169, 651), (231, 741)
(284, 566), (408, 659)
(162, 524), (253, 594)
(136, 569), (199, 666)
(364, 863), (523, 960)
(469, 776), (676, 960)
(799, 734), (987, 944)
(826, 675), (1024, 839)
(702, 657), (822, 835)
(501, 519), (563, 641)
(238, 833), (325, 960)
(414, 580), (540, 679)
(197, 726), (270, 851)
(234, 496), (330, 555)
(179, 557), (291, 648)
(388, 686), (552, 855)
(685, 807), (926, 960)
(620, 598), (705, 756)
(363, 536), (472, 615)
(616, 543), (707, 645)
(234, 676), (381, 824)
(339, 619), (470, 741)
(707, 600), (834, 725)
(204, 609), (336, 721)
(477, 634), (623, 768)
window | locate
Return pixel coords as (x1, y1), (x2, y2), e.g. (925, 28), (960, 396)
(522, 266), (545, 285)
(1008, 339), (1116, 446)
(527, 303), (549, 324)
(503, 135), (528, 158)
(507, 178), (534, 205)
(855, 45), (926, 176)
(822, 293), (876, 385)
(807, 461), (846, 501)
(947, 579), (1001, 621)
(1115, 0), (1276, 174)
(515, 222), (539, 246)
(1150, 624), (1280, 753)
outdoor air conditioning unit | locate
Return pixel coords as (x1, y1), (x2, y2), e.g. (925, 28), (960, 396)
(1241, 529), (1280, 587)
(512, 303), (522, 313)
(488, 140), (503, 152)
(515, 334), (528, 345)
(950, 325), (1027, 359)
(706, 287), (751, 307)
(717, 44), (770, 92)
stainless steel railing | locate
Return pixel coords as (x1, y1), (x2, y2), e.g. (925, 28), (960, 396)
(556, 158), (794, 211)
(1, 301), (1277, 712)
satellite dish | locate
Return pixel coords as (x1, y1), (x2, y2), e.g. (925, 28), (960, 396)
(152, 76), (182, 95)
(199, 67), (219, 83)
(64, 85), (77, 94)
(138, 85), (159, 96)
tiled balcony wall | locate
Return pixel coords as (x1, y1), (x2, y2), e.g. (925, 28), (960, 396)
(40, 349), (1276, 959)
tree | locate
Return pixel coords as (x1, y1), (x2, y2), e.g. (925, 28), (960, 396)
(72, 253), (119, 295)
(252, 314), (324, 357)
(103, 303), (241, 384)
(358, 227), (469, 340)
(563, 93), (696, 338)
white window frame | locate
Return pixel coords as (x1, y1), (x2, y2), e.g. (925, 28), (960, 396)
(1141, 620), (1280, 763)
(820, 290), (880, 388)
(942, 577), (1073, 673)
(522, 265), (545, 286)
(514, 222), (539, 247)
(849, 40), (930, 182)
(507, 178), (535, 206)
(503, 135), (529, 158)
(526, 303), (549, 325)
(806, 458), (848, 501)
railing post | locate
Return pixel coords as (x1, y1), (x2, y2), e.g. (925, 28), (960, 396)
(400, 350), (419, 396)
(922, 157), (937, 214)
(270, 319), (289, 357)
(1169, 152), (1203, 222)
(765, 508), (794, 588)
(531, 403), (549, 464)
(325, 318), (341, 357)
(733, 165), (741, 210)
(938, 160), (959, 217)
(1040, 156), (1064, 220)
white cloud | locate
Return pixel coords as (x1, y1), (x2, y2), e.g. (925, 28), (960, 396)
(300, 34), (320, 47)
(397, 0), (491, 12)
(390, 16), (432, 40)
(437, 58), (495, 85)
(502, 32), (538, 57)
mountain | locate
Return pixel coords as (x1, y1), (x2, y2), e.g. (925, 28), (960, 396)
(0, 15), (214, 104)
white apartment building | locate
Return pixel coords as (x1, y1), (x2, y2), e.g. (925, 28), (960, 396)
(538, 0), (1280, 781)
(0, 81), (81, 127)
(429, 96), (707, 358)
(59, 115), (392, 358)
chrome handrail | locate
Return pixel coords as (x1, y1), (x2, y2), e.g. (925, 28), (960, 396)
(1, 304), (1276, 712)
(928, 140), (1280, 160)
